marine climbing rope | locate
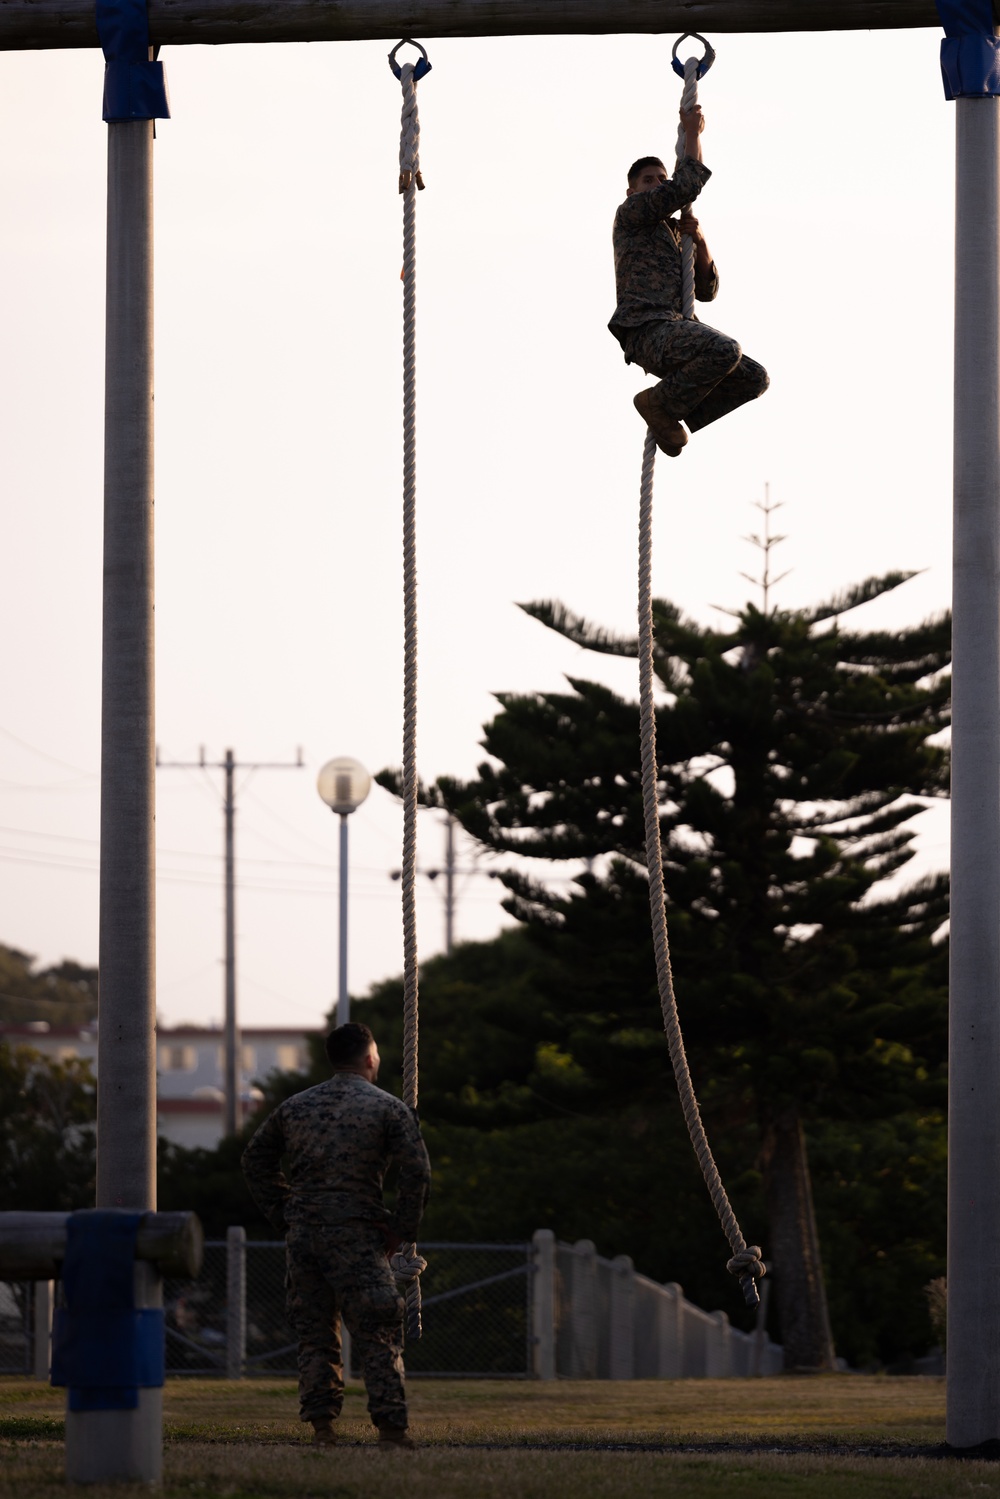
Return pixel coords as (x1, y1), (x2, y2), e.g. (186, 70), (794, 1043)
(637, 33), (765, 1309)
(390, 36), (432, 1341)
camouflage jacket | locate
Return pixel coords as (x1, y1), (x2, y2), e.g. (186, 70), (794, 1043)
(609, 157), (719, 339)
(241, 1073), (431, 1241)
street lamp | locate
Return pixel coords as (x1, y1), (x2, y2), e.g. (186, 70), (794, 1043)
(317, 757), (371, 1026)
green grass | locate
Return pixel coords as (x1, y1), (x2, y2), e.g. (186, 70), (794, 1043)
(1, 1375), (994, 1498)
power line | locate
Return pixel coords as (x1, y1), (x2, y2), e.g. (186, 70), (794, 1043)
(0, 722), (98, 778)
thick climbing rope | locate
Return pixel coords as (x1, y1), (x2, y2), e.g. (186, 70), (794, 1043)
(390, 37), (431, 1340)
(637, 35), (765, 1310)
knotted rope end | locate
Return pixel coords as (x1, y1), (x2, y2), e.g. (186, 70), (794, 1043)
(727, 1246), (766, 1308)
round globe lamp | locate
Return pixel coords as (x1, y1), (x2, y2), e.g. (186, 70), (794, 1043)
(317, 756), (371, 816)
(317, 757), (371, 1025)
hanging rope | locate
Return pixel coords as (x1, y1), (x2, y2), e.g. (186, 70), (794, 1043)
(637, 34), (765, 1310)
(390, 36), (431, 1341)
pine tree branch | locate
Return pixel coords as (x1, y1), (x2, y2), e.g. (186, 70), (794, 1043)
(803, 571), (921, 624)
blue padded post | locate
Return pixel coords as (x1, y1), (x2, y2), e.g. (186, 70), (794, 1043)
(937, 1), (1000, 99)
(50, 1211), (165, 1413)
(96, 0), (170, 122)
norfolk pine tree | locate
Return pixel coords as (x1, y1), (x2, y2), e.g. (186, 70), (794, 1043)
(390, 572), (950, 1369)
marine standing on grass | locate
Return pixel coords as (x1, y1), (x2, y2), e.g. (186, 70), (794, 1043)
(241, 1022), (431, 1449)
(610, 103), (769, 456)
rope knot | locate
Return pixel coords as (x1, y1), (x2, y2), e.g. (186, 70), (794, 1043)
(390, 1248), (428, 1284)
(726, 1246), (766, 1307)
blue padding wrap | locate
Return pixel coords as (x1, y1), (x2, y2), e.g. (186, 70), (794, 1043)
(671, 55), (711, 80)
(96, 0), (170, 122)
(50, 1211), (165, 1412)
(53, 1310), (165, 1411)
(936, 1), (1000, 97)
(940, 34), (1000, 96)
(390, 58), (432, 81)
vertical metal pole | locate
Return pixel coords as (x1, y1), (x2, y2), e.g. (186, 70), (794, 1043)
(571, 1239), (598, 1379)
(948, 92), (1000, 1452)
(70, 116), (162, 1486)
(609, 1255), (635, 1380)
(223, 750), (241, 1136)
(226, 1226), (246, 1380)
(444, 814), (455, 956)
(659, 1282), (684, 1380)
(32, 1281), (53, 1381)
(338, 812), (350, 1025)
(531, 1228), (556, 1380)
(96, 117), (156, 1220)
(707, 1309), (733, 1379)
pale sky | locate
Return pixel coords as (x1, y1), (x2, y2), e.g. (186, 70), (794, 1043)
(0, 26), (953, 1037)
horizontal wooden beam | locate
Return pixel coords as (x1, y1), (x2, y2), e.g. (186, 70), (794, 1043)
(0, 1), (943, 56)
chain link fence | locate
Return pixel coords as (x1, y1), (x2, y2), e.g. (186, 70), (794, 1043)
(162, 1237), (533, 1378)
(0, 1281), (33, 1375)
(398, 1242), (532, 1377)
(3, 1229), (780, 1381)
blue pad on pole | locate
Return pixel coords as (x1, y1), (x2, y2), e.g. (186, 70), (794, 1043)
(96, 0), (170, 122)
(50, 1210), (165, 1412)
(937, 1), (1000, 98)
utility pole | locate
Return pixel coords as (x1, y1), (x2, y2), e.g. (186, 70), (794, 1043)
(444, 813), (456, 955)
(391, 812), (490, 956)
(157, 746), (303, 1135)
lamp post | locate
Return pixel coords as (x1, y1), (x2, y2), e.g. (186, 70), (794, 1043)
(317, 757), (371, 1026)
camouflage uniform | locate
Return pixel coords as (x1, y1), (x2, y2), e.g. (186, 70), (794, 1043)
(241, 1073), (431, 1431)
(609, 156), (769, 431)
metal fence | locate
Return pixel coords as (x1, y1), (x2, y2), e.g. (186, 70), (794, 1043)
(0, 1280), (48, 1378)
(2, 1228), (782, 1381)
(0, 1281), (31, 1375)
(549, 1235), (783, 1379)
(163, 1234), (534, 1379)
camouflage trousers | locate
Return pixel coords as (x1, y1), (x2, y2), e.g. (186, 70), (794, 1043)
(285, 1222), (407, 1430)
(621, 317), (769, 432)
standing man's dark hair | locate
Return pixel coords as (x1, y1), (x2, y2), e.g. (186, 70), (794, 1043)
(325, 1022), (375, 1068)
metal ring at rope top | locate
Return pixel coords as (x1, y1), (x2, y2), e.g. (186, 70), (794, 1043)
(671, 32), (715, 80)
(389, 38), (432, 81)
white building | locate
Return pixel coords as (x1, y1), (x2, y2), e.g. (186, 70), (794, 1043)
(0, 1022), (320, 1149)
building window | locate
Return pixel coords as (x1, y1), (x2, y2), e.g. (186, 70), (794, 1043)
(275, 1044), (306, 1072)
(216, 1046), (256, 1073)
(159, 1044), (197, 1072)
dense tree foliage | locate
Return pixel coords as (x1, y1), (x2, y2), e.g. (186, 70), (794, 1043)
(0, 1040), (96, 1209)
(0, 944), (98, 1026)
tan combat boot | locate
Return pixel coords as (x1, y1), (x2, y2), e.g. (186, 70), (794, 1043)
(633, 388), (688, 457)
(311, 1417), (337, 1446)
(377, 1424), (418, 1450)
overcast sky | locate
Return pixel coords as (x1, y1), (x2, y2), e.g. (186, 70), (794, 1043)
(0, 25), (953, 1041)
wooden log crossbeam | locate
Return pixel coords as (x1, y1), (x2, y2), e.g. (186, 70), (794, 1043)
(0, 1), (946, 56)
(0, 1210), (204, 1281)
